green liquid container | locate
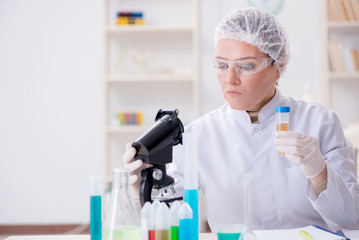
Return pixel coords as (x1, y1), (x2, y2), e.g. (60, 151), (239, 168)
(102, 226), (141, 240)
(217, 232), (242, 240)
(102, 169), (141, 240)
(170, 226), (179, 240)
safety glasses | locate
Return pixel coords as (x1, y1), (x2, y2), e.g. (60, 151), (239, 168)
(214, 57), (274, 77)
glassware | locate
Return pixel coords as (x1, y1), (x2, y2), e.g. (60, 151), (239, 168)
(275, 106), (290, 156)
(215, 224), (245, 240)
(102, 169), (141, 240)
(155, 203), (171, 240)
(243, 173), (257, 240)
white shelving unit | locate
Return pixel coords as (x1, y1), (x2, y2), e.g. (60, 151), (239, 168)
(321, 0), (359, 125)
(101, 0), (200, 185)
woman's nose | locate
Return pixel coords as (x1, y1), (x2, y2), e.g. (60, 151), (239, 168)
(225, 67), (241, 84)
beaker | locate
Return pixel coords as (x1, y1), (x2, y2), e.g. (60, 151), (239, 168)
(102, 169), (141, 240)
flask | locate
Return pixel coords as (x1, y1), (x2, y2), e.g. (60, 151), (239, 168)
(102, 169), (141, 240)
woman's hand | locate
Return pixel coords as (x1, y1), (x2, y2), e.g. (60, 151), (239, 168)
(122, 143), (152, 202)
(274, 131), (326, 179)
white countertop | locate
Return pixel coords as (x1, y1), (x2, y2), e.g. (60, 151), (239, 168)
(5, 233), (217, 240)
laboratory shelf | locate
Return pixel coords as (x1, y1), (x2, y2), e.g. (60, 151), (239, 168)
(321, 0), (359, 125)
(105, 25), (194, 33)
(328, 21), (359, 29)
(107, 125), (150, 134)
(101, 0), (200, 182)
(105, 75), (194, 83)
(328, 72), (359, 79)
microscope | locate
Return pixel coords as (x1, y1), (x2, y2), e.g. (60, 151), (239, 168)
(132, 109), (184, 206)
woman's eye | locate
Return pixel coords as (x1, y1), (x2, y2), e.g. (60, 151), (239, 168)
(217, 63), (229, 70)
(239, 64), (256, 71)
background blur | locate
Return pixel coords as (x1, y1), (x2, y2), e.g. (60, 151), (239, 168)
(0, 0), (358, 231)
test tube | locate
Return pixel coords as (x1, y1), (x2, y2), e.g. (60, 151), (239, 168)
(90, 176), (102, 240)
(141, 202), (156, 240)
(155, 203), (171, 240)
(170, 201), (181, 240)
(183, 133), (199, 240)
(275, 106), (290, 156)
(178, 203), (193, 240)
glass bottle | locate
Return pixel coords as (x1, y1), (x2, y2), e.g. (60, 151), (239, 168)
(102, 169), (141, 240)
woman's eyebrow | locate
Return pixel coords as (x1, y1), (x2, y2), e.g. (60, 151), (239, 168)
(235, 56), (258, 60)
(215, 56), (258, 60)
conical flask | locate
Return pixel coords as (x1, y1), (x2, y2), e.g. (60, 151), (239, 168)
(102, 169), (141, 240)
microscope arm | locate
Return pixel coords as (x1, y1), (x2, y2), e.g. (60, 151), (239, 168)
(139, 168), (153, 206)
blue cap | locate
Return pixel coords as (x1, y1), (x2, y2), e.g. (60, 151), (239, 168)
(275, 106), (290, 113)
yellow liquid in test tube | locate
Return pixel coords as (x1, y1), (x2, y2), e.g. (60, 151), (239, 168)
(276, 123), (289, 131)
(277, 123), (289, 156)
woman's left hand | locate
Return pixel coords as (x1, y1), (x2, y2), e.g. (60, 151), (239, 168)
(274, 131), (325, 178)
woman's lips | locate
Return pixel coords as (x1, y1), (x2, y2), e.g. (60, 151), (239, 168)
(227, 90), (242, 95)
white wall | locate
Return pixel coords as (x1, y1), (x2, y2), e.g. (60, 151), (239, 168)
(0, 0), (321, 224)
(0, 0), (101, 224)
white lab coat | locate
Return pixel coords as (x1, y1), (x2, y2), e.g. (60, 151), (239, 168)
(170, 89), (359, 231)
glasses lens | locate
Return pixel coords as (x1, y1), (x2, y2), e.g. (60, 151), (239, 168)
(214, 57), (273, 76)
(214, 59), (229, 75)
(235, 59), (268, 76)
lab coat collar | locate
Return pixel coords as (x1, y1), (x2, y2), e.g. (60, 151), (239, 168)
(228, 88), (284, 126)
(258, 88), (283, 124)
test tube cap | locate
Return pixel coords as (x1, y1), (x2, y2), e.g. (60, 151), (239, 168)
(275, 106), (290, 113)
(152, 199), (161, 210)
(178, 202), (193, 219)
(141, 202), (156, 229)
(155, 203), (171, 230)
(170, 201), (182, 226)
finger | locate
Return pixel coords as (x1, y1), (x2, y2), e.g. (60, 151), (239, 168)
(132, 163), (153, 177)
(284, 153), (302, 164)
(126, 142), (132, 151)
(274, 137), (307, 148)
(122, 147), (137, 164)
(129, 175), (140, 185)
(143, 163), (153, 168)
(275, 145), (306, 158)
(275, 131), (305, 139)
(125, 159), (143, 173)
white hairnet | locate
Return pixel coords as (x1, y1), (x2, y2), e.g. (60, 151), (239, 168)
(215, 7), (290, 75)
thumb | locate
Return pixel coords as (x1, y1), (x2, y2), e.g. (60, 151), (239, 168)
(126, 142), (132, 151)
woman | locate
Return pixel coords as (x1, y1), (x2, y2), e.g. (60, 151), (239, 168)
(123, 7), (359, 231)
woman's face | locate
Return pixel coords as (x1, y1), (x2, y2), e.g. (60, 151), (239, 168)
(216, 39), (279, 111)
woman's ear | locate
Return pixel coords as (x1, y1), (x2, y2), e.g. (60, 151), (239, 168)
(274, 68), (280, 86)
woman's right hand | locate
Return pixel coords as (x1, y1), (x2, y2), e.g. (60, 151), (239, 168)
(122, 143), (152, 202)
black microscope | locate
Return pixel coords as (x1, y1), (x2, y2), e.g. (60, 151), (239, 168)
(132, 109), (184, 206)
